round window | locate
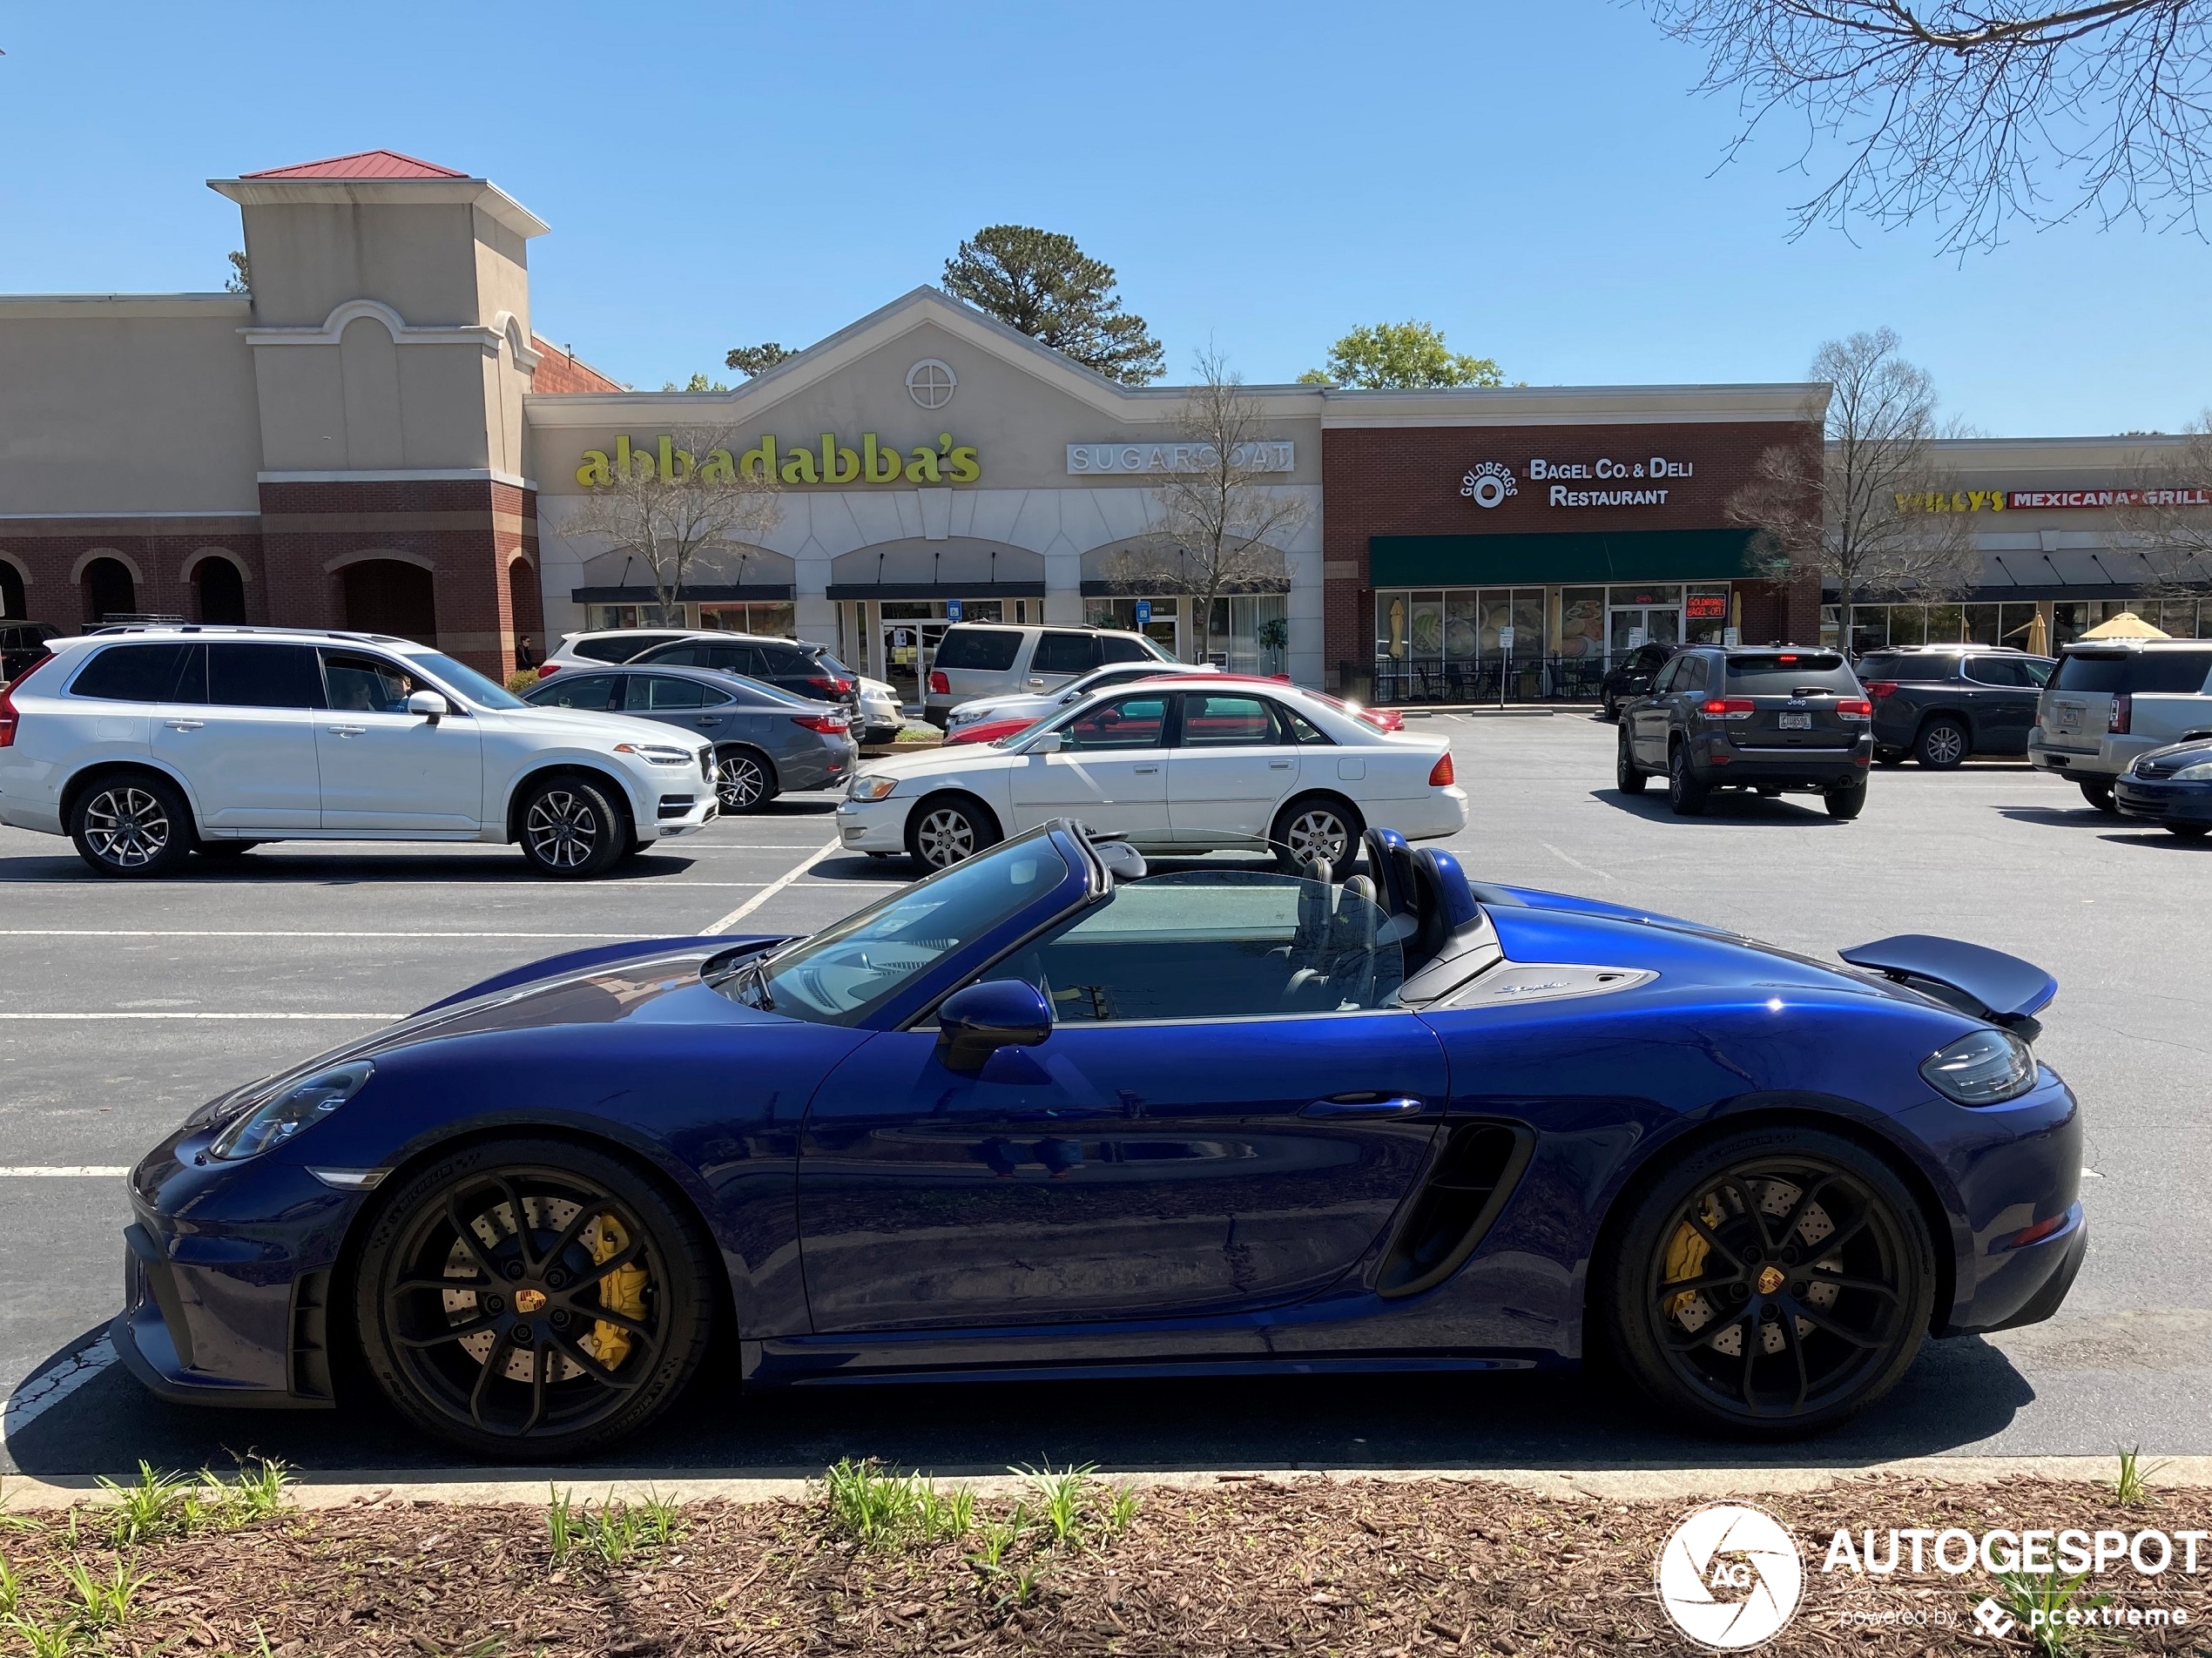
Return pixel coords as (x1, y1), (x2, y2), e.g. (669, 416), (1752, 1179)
(906, 359), (956, 410)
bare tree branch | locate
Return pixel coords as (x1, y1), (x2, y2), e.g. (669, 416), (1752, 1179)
(2114, 415), (2212, 590)
(565, 427), (783, 621)
(1643, 1), (2212, 251)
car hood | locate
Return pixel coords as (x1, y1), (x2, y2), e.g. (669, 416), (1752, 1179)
(504, 704), (700, 748)
(860, 744), (1015, 782)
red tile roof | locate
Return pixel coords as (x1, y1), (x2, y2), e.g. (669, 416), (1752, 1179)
(241, 150), (468, 181)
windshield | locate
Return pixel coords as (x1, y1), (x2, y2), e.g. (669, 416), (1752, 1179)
(1723, 651), (1858, 694)
(723, 835), (1073, 1023)
(409, 650), (528, 709)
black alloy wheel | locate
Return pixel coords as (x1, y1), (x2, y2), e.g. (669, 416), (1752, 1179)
(2079, 779), (2119, 814)
(1667, 743), (1708, 818)
(1915, 718), (1969, 770)
(1615, 729), (1649, 795)
(1825, 778), (1868, 819)
(194, 840), (260, 860)
(713, 748), (777, 814)
(518, 778), (626, 879)
(70, 773), (194, 878)
(907, 795), (1000, 872)
(1271, 794), (1366, 874)
(1604, 1128), (1934, 1436)
(355, 1138), (715, 1459)
(1602, 691), (1619, 721)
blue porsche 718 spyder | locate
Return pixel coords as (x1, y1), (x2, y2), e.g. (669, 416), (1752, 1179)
(118, 822), (2085, 1458)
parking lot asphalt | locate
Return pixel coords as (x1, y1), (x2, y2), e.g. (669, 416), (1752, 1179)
(3, 713), (2206, 1479)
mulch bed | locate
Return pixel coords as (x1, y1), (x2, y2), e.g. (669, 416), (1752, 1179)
(3, 1473), (2207, 1656)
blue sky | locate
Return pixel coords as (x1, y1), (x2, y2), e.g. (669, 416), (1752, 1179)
(3, 1), (2204, 435)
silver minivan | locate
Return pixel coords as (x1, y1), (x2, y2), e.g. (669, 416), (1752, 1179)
(922, 623), (1173, 727)
(2032, 639), (2212, 810)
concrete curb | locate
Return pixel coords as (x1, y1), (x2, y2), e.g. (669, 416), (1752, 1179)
(7, 1455), (2210, 1513)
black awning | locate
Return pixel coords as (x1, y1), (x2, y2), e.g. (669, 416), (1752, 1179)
(570, 583), (794, 603)
(826, 582), (1048, 600)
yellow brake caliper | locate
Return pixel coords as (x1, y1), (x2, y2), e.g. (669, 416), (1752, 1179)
(1663, 1195), (1723, 1320)
(590, 1215), (649, 1368)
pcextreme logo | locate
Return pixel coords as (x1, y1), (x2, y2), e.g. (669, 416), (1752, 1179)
(1655, 1502), (1805, 1650)
(577, 432), (981, 489)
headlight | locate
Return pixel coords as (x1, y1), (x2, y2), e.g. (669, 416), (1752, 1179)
(848, 773), (898, 801)
(1919, 1028), (2036, 1106)
(614, 742), (692, 766)
(2171, 760), (2212, 780)
(208, 1060), (374, 1161)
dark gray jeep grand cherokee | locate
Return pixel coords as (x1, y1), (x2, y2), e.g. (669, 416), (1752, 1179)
(1615, 644), (1874, 818)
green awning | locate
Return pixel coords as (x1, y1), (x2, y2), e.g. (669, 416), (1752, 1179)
(1369, 529), (1761, 587)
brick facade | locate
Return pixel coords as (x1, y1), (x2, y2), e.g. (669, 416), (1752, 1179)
(1322, 419), (1825, 683)
(0, 517), (266, 629)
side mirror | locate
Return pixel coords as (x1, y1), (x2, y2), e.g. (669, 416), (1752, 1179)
(408, 690), (449, 722)
(1029, 730), (1063, 754)
(936, 980), (1052, 1074)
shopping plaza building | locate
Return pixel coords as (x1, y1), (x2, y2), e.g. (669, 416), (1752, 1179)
(3, 152), (2206, 704)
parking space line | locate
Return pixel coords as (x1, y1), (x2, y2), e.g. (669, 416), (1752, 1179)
(0, 1012), (401, 1021)
(703, 838), (842, 935)
(0, 1167), (130, 1177)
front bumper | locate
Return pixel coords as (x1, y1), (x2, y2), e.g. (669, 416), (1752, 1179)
(860, 723), (904, 748)
(2114, 775), (2212, 823)
(836, 794), (908, 850)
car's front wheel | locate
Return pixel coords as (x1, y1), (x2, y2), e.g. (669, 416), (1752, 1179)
(1616, 729), (1649, 795)
(1603, 1127), (1935, 1437)
(70, 772), (195, 878)
(518, 777), (627, 879)
(907, 794), (1001, 872)
(355, 1136), (717, 1460)
(713, 747), (778, 814)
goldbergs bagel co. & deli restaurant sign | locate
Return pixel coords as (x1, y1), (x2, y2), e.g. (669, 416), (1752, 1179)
(576, 432), (981, 488)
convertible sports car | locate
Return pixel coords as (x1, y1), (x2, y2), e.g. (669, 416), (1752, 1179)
(118, 823), (2086, 1459)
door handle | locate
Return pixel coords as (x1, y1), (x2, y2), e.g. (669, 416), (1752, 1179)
(1133, 765), (1159, 774)
(1269, 758), (1295, 769)
(695, 716), (724, 726)
(163, 719), (204, 731)
(327, 725), (368, 737)
(1299, 1095), (1426, 1118)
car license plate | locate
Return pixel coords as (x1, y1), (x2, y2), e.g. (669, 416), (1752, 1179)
(2056, 707), (2081, 734)
(1779, 711), (1811, 730)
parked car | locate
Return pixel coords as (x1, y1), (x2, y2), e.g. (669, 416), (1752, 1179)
(0, 626), (717, 879)
(540, 629), (696, 671)
(523, 662), (853, 813)
(1599, 641), (1675, 719)
(2030, 639), (2212, 812)
(924, 623), (1174, 727)
(1616, 644), (1873, 818)
(854, 676), (905, 747)
(945, 661), (1221, 741)
(628, 633), (861, 714)
(842, 681), (1465, 870)
(2114, 736), (2212, 839)
(1856, 645), (2054, 768)
(115, 818), (2083, 1456)
(2, 621), (64, 682)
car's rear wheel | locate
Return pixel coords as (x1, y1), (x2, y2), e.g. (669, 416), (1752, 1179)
(355, 1136), (716, 1460)
(1616, 730), (1649, 795)
(194, 839), (261, 860)
(1603, 1127), (1934, 1437)
(518, 778), (627, 879)
(1825, 778), (1867, 819)
(1667, 744), (1707, 817)
(907, 794), (1001, 872)
(713, 747), (778, 814)
(1271, 794), (1366, 873)
(70, 772), (195, 878)
(1915, 718), (1968, 770)
(2079, 779), (2118, 813)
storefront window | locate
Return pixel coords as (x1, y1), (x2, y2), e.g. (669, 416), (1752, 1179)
(1408, 591), (1445, 657)
(1685, 585), (1731, 644)
(698, 601), (794, 637)
(1560, 586), (1605, 664)
(589, 603), (687, 630)
(1085, 595), (1182, 657)
(1204, 594), (1288, 673)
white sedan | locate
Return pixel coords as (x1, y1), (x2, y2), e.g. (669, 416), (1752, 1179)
(838, 680), (1465, 870)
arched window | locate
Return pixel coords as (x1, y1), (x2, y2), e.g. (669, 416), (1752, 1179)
(83, 556), (136, 624)
(0, 560), (24, 622)
(196, 556), (247, 625)
(341, 559), (438, 643)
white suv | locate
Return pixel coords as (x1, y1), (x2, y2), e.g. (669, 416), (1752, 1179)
(923, 623), (1174, 728)
(0, 626), (718, 879)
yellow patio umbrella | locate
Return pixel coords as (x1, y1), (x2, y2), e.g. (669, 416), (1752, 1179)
(2079, 610), (2170, 640)
(2025, 610), (2050, 655)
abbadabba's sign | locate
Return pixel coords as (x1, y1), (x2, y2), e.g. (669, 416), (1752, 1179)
(1462, 454), (1697, 509)
(1068, 441), (1295, 475)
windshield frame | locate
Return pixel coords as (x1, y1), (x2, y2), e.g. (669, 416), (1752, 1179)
(402, 648), (529, 710)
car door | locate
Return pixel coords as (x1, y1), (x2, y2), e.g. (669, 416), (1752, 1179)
(625, 671), (736, 739)
(1962, 655), (2037, 751)
(1006, 691), (1171, 836)
(1024, 629), (1103, 694)
(1166, 691), (1301, 839)
(152, 643), (324, 830)
(1630, 655), (1683, 765)
(796, 868), (1448, 1332)
(315, 650), (483, 832)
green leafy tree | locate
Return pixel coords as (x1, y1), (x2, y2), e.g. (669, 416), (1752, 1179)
(724, 343), (792, 378)
(663, 374), (732, 393)
(1298, 320), (1504, 389)
(943, 226), (1164, 385)
(225, 251), (251, 294)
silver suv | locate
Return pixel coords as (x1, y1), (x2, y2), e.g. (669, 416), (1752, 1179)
(923, 623), (1173, 727)
(2032, 638), (2212, 811)
(0, 625), (718, 878)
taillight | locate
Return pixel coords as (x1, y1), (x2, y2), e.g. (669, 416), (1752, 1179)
(1700, 698), (1756, 718)
(1838, 698), (1872, 720)
(0, 654), (53, 747)
(928, 671), (949, 695)
(1428, 752), (1455, 786)
(2110, 692), (2132, 734)
(834, 676), (855, 694)
(805, 675), (838, 694)
(792, 713), (849, 734)
(1866, 680), (1898, 698)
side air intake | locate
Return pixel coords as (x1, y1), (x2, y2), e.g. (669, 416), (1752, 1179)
(1376, 1123), (1533, 1298)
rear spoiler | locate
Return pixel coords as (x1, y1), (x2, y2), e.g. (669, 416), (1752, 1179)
(1839, 933), (2056, 1037)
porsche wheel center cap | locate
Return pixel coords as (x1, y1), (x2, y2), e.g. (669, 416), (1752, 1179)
(513, 1287), (548, 1314)
(1756, 1265), (1785, 1296)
